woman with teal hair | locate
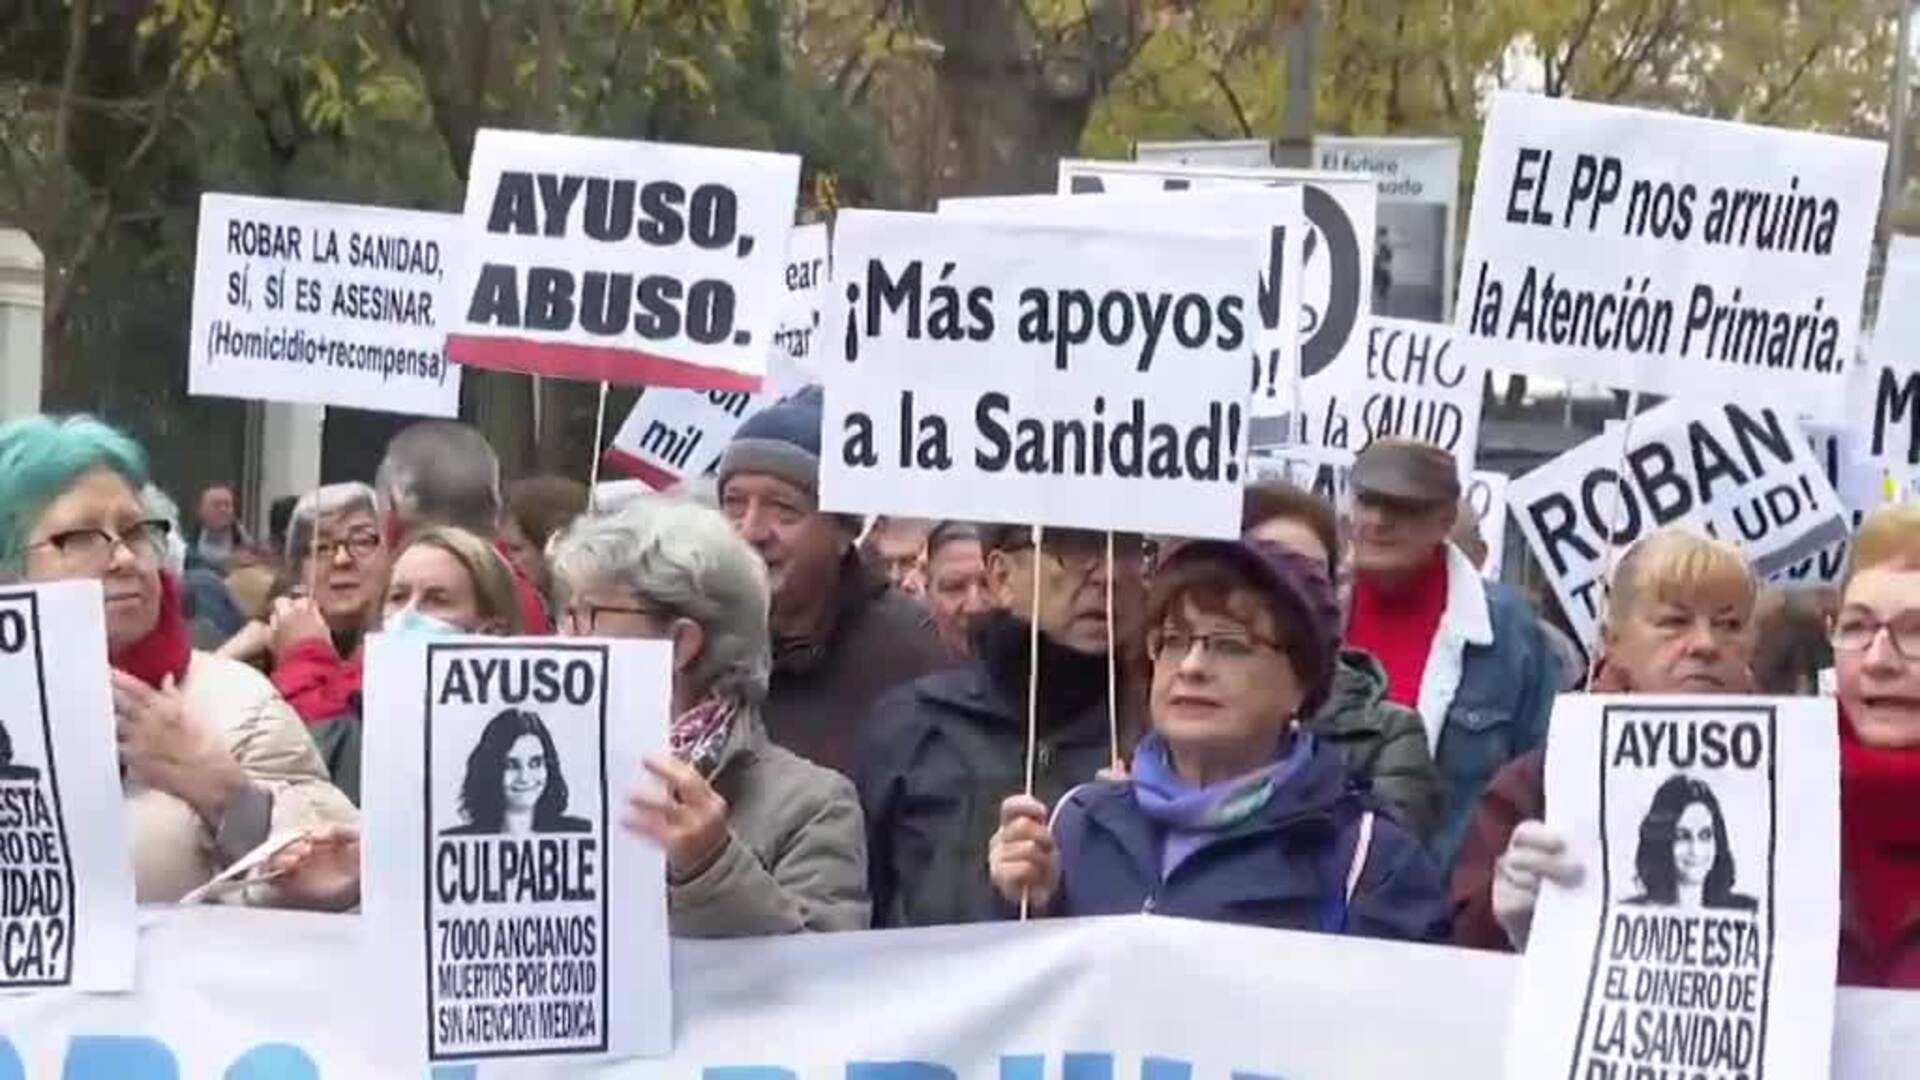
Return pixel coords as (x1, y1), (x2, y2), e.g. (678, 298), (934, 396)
(0, 414), (358, 908)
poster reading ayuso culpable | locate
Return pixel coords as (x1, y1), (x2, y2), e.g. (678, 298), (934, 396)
(1504, 695), (1839, 1080)
(1457, 92), (1884, 421)
(0, 581), (135, 994)
(818, 210), (1260, 540)
(360, 636), (671, 1066)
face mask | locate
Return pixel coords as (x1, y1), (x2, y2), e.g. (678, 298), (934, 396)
(385, 605), (463, 638)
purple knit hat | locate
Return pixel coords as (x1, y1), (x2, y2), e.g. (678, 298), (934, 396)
(1156, 537), (1342, 718)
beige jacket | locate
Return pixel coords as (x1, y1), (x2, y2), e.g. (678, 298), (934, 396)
(127, 651), (357, 902)
(669, 709), (870, 937)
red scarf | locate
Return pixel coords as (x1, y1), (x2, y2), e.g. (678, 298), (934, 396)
(1347, 548), (1450, 708)
(1839, 707), (1920, 988)
(109, 572), (193, 689)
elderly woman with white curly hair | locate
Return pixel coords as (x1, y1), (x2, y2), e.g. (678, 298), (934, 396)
(549, 496), (871, 936)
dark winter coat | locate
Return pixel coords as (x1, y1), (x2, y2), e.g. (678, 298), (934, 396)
(1307, 649), (1443, 840)
(762, 552), (950, 778)
(859, 612), (1119, 927)
(1023, 743), (1449, 942)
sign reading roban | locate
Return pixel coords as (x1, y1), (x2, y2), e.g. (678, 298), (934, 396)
(1458, 92), (1883, 419)
(1505, 695), (1839, 1080)
(449, 130), (800, 391)
(361, 636), (671, 1066)
(818, 210), (1258, 539)
(0, 582), (136, 993)
(189, 194), (462, 417)
(1510, 399), (1847, 645)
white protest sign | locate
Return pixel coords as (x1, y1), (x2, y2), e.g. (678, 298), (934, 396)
(602, 224), (831, 490)
(361, 636), (671, 1066)
(1354, 317), (1486, 476)
(940, 189), (1302, 442)
(1315, 136), (1462, 322)
(818, 210), (1258, 539)
(188, 194), (461, 417)
(1510, 399), (1849, 645)
(1865, 237), (1920, 466)
(1506, 694), (1839, 1080)
(1772, 417), (1896, 586)
(1467, 470), (1511, 581)
(0, 581), (136, 993)
(448, 130), (800, 391)
(1458, 92), (1884, 420)
(1056, 160), (1377, 461)
(604, 388), (760, 490)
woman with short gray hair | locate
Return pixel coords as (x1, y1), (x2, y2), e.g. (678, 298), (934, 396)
(550, 496), (871, 936)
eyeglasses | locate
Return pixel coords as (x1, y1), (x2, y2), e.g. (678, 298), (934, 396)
(310, 530), (382, 565)
(561, 601), (672, 636)
(1003, 533), (1146, 571)
(28, 519), (172, 568)
(1146, 626), (1284, 665)
(1831, 614), (1920, 660)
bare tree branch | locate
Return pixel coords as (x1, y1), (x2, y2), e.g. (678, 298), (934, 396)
(47, 0), (232, 336)
(51, 0), (91, 161)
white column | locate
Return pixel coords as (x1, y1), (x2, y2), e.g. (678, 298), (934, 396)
(256, 403), (325, 536)
(0, 229), (44, 420)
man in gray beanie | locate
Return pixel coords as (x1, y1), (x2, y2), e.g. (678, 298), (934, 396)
(717, 386), (948, 776)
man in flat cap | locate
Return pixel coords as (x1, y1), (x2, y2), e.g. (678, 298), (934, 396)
(1344, 439), (1560, 868)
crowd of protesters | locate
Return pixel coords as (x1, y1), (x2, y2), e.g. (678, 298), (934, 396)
(0, 388), (1914, 989)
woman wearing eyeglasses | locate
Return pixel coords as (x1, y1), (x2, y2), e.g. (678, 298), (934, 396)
(986, 538), (1446, 938)
(0, 415), (356, 907)
(1829, 504), (1920, 988)
(547, 495), (869, 936)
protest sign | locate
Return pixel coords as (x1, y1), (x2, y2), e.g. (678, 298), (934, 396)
(447, 129), (801, 391)
(1505, 694), (1839, 1080)
(1510, 399), (1848, 645)
(1056, 160), (1377, 462)
(188, 194), (461, 417)
(1134, 139), (1274, 168)
(0, 581), (135, 993)
(1467, 470), (1511, 581)
(1355, 317), (1486, 476)
(605, 387), (760, 490)
(1865, 237), (1920, 465)
(817, 210), (1258, 539)
(361, 636), (671, 1065)
(1457, 92), (1884, 420)
(603, 224), (831, 490)
(941, 189), (1302, 454)
(1772, 418), (1894, 586)
(1315, 136), (1462, 321)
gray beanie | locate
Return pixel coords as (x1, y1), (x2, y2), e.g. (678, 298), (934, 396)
(717, 385), (823, 494)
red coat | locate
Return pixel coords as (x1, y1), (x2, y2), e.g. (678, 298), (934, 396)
(1448, 748), (1543, 952)
(1836, 714), (1920, 990)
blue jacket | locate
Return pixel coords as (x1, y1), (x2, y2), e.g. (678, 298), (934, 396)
(1428, 574), (1562, 870)
(1022, 742), (1449, 942)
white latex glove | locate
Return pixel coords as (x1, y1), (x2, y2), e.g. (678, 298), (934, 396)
(1492, 820), (1585, 951)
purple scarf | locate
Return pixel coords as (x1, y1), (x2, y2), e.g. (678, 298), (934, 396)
(1131, 730), (1314, 879)
(671, 696), (739, 778)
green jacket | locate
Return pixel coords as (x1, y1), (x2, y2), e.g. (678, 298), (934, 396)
(1306, 649), (1443, 841)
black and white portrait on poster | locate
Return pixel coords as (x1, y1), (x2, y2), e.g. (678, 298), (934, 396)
(360, 635), (671, 1066)
(1502, 695), (1840, 1080)
(0, 582), (136, 993)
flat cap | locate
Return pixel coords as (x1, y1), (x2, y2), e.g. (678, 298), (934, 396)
(1351, 438), (1461, 506)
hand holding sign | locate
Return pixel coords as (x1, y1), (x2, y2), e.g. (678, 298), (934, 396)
(988, 794), (1059, 911)
(110, 670), (247, 825)
(269, 596), (332, 662)
(1492, 820), (1584, 950)
(625, 754), (730, 882)
(264, 822), (362, 912)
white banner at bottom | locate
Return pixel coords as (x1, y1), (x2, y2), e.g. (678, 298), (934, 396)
(0, 908), (1913, 1078)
